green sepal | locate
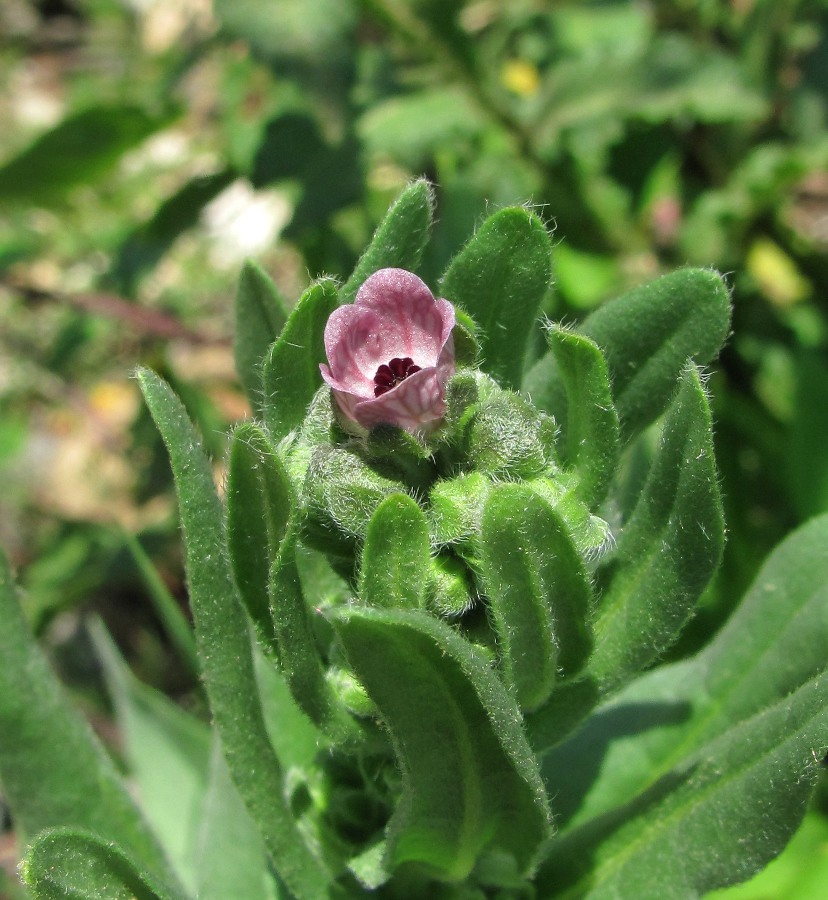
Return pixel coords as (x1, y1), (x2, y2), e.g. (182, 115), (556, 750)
(452, 309), (481, 367)
(440, 207), (552, 391)
(480, 484), (593, 711)
(526, 478), (613, 560)
(458, 373), (558, 480)
(262, 278), (338, 442)
(226, 422), (294, 660)
(0, 549), (178, 889)
(363, 424), (436, 491)
(427, 554), (476, 617)
(234, 259), (289, 414)
(590, 365), (724, 691)
(284, 384), (340, 486)
(21, 828), (182, 900)
(340, 179), (434, 304)
(301, 445), (407, 556)
(136, 369), (331, 899)
(546, 326), (620, 508)
(330, 606), (552, 882)
(427, 471), (490, 548)
(442, 369), (480, 430)
(525, 268), (731, 443)
(269, 530), (361, 745)
(326, 667), (377, 718)
(359, 493), (431, 610)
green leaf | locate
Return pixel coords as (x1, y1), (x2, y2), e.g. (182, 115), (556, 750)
(262, 279), (338, 442)
(480, 485), (593, 711)
(340, 179), (435, 304)
(196, 737), (282, 900)
(538, 675), (828, 899)
(332, 607), (551, 882)
(0, 106), (168, 204)
(359, 493), (431, 610)
(589, 366), (724, 691)
(546, 326), (620, 508)
(440, 207), (552, 391)
(234, 260), (290, 413)
(22, 828), (179, 900)
(537, 514), (828, 898)
(525, 268), (731, 443)
(90, 623), (211, 895)
(136, 368), (331, 900)
(226, 422), (294, 659)
(269, 531), (360, 744)
(0, 549), (178, 888)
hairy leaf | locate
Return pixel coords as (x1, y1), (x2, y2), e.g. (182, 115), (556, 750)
(546, 326), (619, 507)
(332, 607), (551, 882)
(481, 484), (593, 710)
(262, 279), (338, 442)
(340, 179), (434, 304)
(0, 549), (177, 888)
(441, 207), (552, 391)
(137, 368), (330, 900)
(234, 260), (290, 412)
(537, 514), (828, 897)
(589, 366), (723, 690)
(227, 422), (293, 658)
(359, 493), (431, 610)
(22, 828), (179, 900)
(525, 268), (731, 442)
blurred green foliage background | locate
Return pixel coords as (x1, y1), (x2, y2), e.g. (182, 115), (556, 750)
(1, 0), (827, 895)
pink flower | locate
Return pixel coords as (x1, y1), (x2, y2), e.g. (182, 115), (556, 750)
(320, 268), (456, 433)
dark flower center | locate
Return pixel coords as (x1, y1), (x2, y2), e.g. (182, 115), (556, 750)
(373, 357), (422, 397)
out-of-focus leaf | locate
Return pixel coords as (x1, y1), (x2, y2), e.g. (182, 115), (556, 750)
(196, 738), (282, 900)
(251, 112), (328, 185)
(113, 170), (235, 293)
(332, 606), (551, 882)
(22, 828), (179, 900)
(214, 0), (356, 67)
(358, 90), (485, 169)
(0, 549), (178, 888)
(91, 623), (210, 895)
(0, 106), (168, 204)
(538, 514), (828, 897)
(262, 279), (338, 442)
(137, 369), (331, 900)
(441, 208), (552, 391)
(120, 529), (199, 678)
(534, 34), (766, 149)
(788, 351), (828, 519)
(340, 179), (434, 304)
(589, 366), (724, 691)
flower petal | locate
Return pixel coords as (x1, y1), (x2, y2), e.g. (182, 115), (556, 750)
(352, 366), (447, 432)
(354, 268), (450, 364)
